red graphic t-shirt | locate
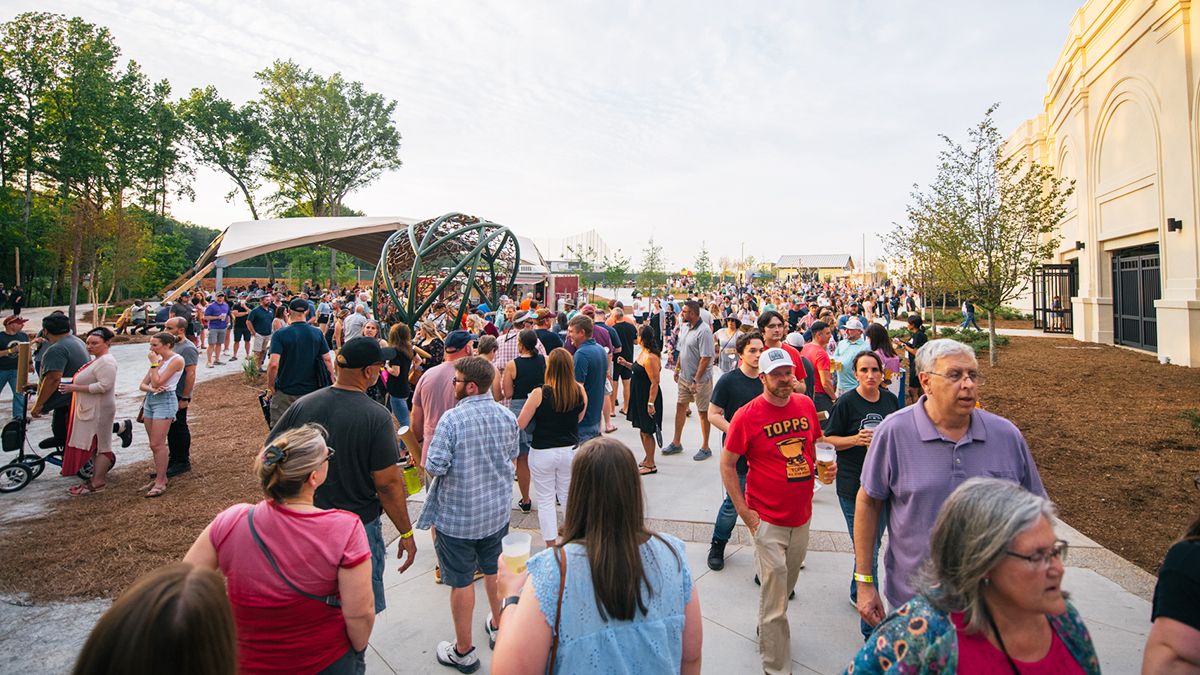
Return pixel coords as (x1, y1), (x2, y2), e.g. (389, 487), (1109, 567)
(725, 393), (821, 527)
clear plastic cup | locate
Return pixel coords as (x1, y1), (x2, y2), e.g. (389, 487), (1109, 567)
(501, 532), (532, 574)
(815, 442), (836, 485)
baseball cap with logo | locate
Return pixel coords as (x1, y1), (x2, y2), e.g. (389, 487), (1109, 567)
(337, 336), (398, 368)
(760, 347), (794, 375)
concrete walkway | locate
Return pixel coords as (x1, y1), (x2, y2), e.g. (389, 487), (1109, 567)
(0, 345), (1155, 674)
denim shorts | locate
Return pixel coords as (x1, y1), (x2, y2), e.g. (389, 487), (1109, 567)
(142, 391), (178, 420)
(508, 398), (532, 456)
(433, 524), (507, 588)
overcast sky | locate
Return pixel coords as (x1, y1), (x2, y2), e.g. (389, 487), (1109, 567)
(16, 0), (1079, 269)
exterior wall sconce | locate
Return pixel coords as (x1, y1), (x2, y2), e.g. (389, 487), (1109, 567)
(1167, 218), (1183, 232)
(1075, 241), (1085, 250)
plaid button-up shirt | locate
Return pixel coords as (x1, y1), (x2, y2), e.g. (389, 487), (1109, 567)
(415, 392), (519, 539)
(494, 327), (547, 375)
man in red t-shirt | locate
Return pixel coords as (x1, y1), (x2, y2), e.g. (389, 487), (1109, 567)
(800, 320), (836, 423)
(721, 346), (834, 675)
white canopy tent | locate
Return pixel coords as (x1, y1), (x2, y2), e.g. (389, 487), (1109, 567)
(167, 216), (549, 293)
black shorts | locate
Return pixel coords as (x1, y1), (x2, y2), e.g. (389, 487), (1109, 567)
(613, 363), (633, 380)
(234, 325), (252, 342)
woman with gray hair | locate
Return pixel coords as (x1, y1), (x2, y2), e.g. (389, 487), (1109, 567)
(845, 478), (1099, 674)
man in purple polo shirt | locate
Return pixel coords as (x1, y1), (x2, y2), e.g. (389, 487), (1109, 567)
(854, 339), (1045, 628)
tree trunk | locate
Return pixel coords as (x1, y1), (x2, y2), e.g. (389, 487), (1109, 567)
(69, 232), (82, 334)
(330, 247), (337, 288)
(987, 311), (998, 367)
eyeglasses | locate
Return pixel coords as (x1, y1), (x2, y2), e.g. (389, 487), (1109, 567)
(324, 446), (336, 462)
(1005, 539), (1068, 568)
(765, 322), (784, 329)
(927, 369), (985, 385)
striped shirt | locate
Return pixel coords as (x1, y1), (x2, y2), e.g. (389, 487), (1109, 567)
(494, 328), (547, 375)
(416, 392), (519, 539)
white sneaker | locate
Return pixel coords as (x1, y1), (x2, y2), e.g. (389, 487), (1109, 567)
(436, 641), (480, 673)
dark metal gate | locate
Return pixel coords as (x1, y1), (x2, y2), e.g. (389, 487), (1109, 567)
(1033, 262), (1077, 333)
(1111, 245), (1160, 350)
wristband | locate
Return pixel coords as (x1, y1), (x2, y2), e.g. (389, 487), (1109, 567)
(399, 530), (414, 539)
(853, 573), (874, 583)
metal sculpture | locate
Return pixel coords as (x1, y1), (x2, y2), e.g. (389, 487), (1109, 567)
(373, 213), (520, 327)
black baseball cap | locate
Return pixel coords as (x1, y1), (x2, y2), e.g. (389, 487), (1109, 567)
(288, 297), (310, 312)
(445, 329), (477, 352)
(336, 336), (398, 368)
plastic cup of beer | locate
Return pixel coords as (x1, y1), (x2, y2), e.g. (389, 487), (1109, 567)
(501, 532), (532, 574)
(815, 442), (837, 485)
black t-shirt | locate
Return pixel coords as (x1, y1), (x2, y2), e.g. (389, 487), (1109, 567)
(711, 367), (764, 473)
(171, 301), (194, 322)
(267, 387), (399, 523)
(825, 388), (900, 500)
(1152, 539), (1200, 630)
(384, 352), (413, 399)
(906, 328), (929, 378)
(269, 323), (331, 395)
(535, 328), (563, 353)
(0, 331), (28, 370)
(231, 301), (251, 330)
(612, 321), (637, 363)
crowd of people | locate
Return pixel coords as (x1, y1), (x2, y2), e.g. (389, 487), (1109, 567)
(7, 274), (1192, 674)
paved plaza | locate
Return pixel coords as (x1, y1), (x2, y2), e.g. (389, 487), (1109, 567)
(0, 340), (1158, 674)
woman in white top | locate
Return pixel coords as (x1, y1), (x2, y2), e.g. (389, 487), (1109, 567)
(139, 332), (185, 497)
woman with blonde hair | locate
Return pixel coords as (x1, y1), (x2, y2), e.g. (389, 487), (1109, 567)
(184, 424), (374, 674)
(140, 332), (185, 498)
(517, 347), (586, 546)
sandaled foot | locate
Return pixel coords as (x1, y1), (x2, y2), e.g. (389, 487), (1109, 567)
(604, 426), (618, 434)
(144, 483), (168, 498)
(639, 465), (658, 475)
(68, 482), (105, 496)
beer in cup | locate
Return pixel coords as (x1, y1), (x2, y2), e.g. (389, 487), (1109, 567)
(815, 442), (836, 485)
(501, 531), (532, 574)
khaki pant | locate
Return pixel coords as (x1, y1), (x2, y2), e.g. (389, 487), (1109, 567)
(753, 519), (811, 675)
(269, 391), (300, 427)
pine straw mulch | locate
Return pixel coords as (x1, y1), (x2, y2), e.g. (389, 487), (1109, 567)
(977, 337), (1200, 574)
(0, 372), (269, 602)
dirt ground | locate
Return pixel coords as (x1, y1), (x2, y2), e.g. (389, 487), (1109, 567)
(1, 336), (1196, 602)
(0, 373), (268, 602)
(977, 337), (1200, 574)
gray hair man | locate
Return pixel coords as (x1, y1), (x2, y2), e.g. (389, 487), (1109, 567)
(342, 303), (369, 342)
(853, 339), (1046, 628)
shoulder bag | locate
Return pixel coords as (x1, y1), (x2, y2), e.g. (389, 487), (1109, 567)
(548, 546), (567, 674)
(246, 506), (341, 607)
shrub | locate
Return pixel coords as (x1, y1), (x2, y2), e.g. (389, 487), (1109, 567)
(935, 327), (1009, 355)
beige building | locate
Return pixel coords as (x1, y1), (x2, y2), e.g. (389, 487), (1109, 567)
(1006, 0), (1200, 365)
(775, 254), (855, 282)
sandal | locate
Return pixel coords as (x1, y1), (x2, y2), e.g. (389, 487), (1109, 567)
(639, 465), (658, 475)
(68, 482), (105, 496)
(604, 426), (618, 434)
(144, 483), (168, 498)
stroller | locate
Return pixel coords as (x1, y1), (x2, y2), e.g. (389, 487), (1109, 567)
(0, 389), (92, 493)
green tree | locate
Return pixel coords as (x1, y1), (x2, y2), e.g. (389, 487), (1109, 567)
(0, 12), (65, 234)
(905, 104), (1071, 365)
(694, 243), (713, 290)
(601, 250), (630, 292)
(566, 244), (597, 301)
(638, 237), (666, 293)
(254, 60), (402, 217)
(139, 79), (191, 216)
(177, 85), (266, 220)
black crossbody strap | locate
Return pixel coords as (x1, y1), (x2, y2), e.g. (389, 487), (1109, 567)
(246, 506), (341, 607)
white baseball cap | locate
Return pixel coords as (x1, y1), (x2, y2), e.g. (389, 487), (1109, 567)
(845, 318), (865, 331)
(760, 348), (794, 375)
(785, 332), (805, 348)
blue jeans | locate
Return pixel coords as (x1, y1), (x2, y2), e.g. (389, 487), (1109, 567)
(960, 313), (981, 330)
(0, 369), (23, 419)
(838, 494), (886, 639)
(578, 422), (600, 444)
(388, 396), (410, 428)
(364, 517), (386, 613)
(712, 468), (748, 543)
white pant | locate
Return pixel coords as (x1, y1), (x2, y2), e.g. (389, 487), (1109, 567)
(529, 445), (576, 543)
